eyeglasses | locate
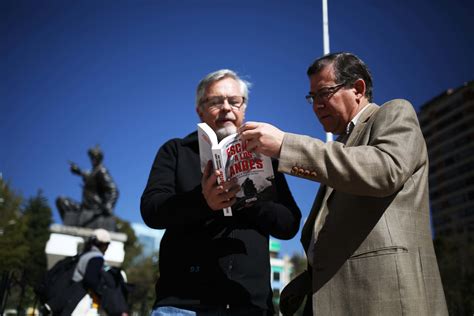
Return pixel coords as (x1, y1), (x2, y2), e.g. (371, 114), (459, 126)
(201, 96), (246, 110)
(305, 82), (346, 105)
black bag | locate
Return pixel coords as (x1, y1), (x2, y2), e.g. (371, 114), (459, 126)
(35, 255), (80, 314)
(99, 267), (131, 316)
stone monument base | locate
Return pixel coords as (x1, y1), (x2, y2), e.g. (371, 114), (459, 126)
(45, 224), (127, 269)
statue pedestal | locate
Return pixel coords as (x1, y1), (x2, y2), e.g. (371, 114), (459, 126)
(45, 224), (127, 269)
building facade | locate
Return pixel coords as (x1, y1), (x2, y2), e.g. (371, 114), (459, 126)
(131, 222), (164, 260)
(269, 239), (294, 314)
(418, 80), (474, 240)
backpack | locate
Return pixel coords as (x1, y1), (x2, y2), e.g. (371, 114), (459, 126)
(35, 255), (80, 313)
(99, 267), (131, 316)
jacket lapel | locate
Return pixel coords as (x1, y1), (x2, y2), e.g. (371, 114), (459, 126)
(345, 103), (379, 147)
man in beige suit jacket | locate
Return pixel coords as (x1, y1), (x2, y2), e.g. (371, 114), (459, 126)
(239, 52), (447, 315)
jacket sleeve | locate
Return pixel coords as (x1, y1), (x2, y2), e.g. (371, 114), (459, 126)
(83, 257), (104, 294)
(140, 139), (212, 230)
(239, 159), (302, 240)
(278, 100), (426, 197)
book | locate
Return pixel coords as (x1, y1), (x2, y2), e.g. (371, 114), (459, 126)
(197, 122), (275, 216)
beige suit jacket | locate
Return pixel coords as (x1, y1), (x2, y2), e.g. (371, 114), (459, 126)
(279, 100), (448, 315)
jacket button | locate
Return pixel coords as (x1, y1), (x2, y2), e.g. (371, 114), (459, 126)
(291, 166), (299, 174)
(304, 170), (310, 177)
(310, 171), (317, 177)
(298, 168), (305, 176)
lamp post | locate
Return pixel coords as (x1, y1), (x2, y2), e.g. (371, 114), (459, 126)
(322, 0), (333, 142)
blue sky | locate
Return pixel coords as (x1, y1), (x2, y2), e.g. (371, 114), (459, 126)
(2, 0), (473, 256)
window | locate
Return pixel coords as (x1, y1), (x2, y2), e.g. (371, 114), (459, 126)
(273, 271), (280, 282)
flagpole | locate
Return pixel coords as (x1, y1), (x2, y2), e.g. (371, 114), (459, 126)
(322, 0), (333, 142)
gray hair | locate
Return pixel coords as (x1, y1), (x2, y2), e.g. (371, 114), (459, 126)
(195, 69), (251, 110)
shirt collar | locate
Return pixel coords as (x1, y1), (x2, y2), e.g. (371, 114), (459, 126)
(346, 103), (370, 134)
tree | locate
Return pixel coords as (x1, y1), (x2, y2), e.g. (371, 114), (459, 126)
(114, 217), (160, 315)
(14, 192), (54, 311)
(114, 217), (142, 270)
(0, 180), (54, 314)
(126, 254), (159, 315)
(0, 179), (29, 314)
(290, 252), (307, 278)
(0, 178), (28, 273)
(22, 192), (53, 287)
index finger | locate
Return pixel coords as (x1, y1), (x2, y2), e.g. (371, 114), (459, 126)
(238, 121), (260, 133)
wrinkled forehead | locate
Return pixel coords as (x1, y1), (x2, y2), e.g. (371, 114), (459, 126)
(204, 77), (242, 96)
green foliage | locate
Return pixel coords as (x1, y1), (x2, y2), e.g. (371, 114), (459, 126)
(22, 192), (53, 286)
(114, 217), (158, 314)
(115, 216), (142, 270)
(126, 254), (159, 315)
(0, 178), (28, 274)
(0, 180), (53, 312)
(290, 252), (307, 278)
(434, 235), (474, 315)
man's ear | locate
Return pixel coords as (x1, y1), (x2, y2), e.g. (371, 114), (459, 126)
(353, 79), (366, 101)
(196, 106), (204, 121)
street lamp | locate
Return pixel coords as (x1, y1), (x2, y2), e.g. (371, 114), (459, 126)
(322, 0), (333, 142)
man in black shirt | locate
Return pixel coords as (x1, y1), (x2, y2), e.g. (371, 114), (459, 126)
(141, 69), (301, 316)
